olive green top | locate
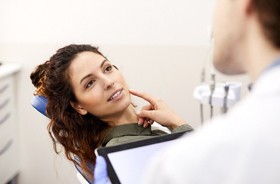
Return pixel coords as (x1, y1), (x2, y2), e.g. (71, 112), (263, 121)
(103, 123), (193, 147)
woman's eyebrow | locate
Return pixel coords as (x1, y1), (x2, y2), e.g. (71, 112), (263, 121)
(79, 59), (108, 84)
(80, 74), (92, 84)
(100, 59), (108, 68)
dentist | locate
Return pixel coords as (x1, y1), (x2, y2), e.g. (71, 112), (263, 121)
(94, 0), (280, 183)
(140, 0), (280, 183)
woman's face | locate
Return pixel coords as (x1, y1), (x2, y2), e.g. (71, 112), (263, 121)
(68, 51), (132, 121)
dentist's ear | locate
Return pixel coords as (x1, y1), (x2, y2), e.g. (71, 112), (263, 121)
(70, 101), (88, 115)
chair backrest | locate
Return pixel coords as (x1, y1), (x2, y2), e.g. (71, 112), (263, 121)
(31, 95), (91, 184)
(31, 95), (49, 117)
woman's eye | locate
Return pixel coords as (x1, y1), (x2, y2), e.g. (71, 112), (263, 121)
(85, 80), (95, 89)
(104, 65), (113, 72)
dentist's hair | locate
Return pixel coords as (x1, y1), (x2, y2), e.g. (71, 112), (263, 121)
(30, 44), (111, 180)
(252, 0), (280, 47)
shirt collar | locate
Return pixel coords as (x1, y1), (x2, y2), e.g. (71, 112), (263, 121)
(263, 56), (280, 73)
(250, 56), (280, 91)
(103, 123), (152, 145)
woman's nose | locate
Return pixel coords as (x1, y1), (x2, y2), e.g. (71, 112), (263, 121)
(103, 76), (115, 89)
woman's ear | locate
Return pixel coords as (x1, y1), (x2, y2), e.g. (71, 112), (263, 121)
(70, 101), (88, 115)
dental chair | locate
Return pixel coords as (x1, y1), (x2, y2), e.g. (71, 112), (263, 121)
(31, 95), (91, 184)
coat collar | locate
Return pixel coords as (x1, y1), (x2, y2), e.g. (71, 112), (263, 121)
(253, 64), (280, 97)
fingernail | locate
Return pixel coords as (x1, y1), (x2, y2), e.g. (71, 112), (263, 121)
(138, 119), (143, 126)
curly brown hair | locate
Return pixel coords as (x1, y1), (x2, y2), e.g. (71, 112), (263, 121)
(30, 44), (111, 180)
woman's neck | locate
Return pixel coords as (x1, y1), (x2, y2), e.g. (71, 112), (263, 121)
(105, 104), (138, 126)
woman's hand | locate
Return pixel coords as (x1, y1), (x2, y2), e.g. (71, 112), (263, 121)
(129, 89), (186, 129)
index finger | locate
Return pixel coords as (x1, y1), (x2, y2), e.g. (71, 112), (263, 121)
(129, 89), (157, 106)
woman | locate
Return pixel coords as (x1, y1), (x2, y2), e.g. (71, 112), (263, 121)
(30, 44), (192, 181)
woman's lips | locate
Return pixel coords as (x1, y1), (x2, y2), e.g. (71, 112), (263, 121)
(108, 89), (123, 101)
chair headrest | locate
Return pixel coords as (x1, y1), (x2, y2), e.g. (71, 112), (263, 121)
(31, 95), (49, 117)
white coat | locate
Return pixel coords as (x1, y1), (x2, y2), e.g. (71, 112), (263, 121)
(143, 63), (280, 184)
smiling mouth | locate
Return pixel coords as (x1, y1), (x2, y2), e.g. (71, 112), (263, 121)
(108, 89), (123, 101)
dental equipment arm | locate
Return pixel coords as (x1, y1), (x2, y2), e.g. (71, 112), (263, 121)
(200, 67), (206, 123)
(222, 83), (230, 114)
(193, 82), (242, 120)
(209, 73), (216, 119)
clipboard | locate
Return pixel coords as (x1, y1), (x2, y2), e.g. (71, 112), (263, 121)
(96, 131), (188, 184)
